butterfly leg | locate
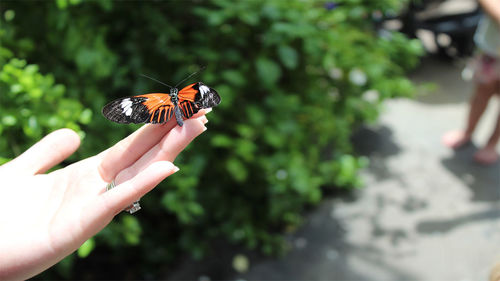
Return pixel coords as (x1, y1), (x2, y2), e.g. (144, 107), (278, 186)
(174, 105), (184, 127)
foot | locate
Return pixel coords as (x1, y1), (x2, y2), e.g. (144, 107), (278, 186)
(442, 130), (471, 149)
(474, 146), (499, 165)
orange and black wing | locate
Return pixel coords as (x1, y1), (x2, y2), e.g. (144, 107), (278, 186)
(102, 93), (174, 124)
(178, 82), (221, 119)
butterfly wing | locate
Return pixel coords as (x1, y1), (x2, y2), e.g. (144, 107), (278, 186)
(102, 82), (220, 124)
(178, 82), (221, 119)
(102, 93), (174, 124)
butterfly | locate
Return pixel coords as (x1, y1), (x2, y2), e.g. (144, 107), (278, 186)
(102, 72), (221, 127)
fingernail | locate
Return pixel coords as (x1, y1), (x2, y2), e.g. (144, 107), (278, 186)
(173, 165), (180, 173)
(204, 108), (213, 114)
(203, 126), (207, 132)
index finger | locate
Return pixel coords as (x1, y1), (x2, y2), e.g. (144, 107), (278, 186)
(97, 109), (210, 182)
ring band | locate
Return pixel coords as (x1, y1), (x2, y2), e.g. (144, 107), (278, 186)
(106, 180), (141, 214)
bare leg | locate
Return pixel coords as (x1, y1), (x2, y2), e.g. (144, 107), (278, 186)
(474, 80), (500, 164)
(442, 80), (498, 148)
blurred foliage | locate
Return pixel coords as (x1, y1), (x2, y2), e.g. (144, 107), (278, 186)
(0, 0), (423, 278)
(0, 55), (90, 164)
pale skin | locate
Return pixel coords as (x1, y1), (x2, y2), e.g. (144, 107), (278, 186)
(442, 0), (500, 164)
(0, 109), (211, 280)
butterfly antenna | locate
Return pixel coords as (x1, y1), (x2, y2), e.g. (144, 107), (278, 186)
(174, 66), (206, 88)
(140, 73), (173, 89)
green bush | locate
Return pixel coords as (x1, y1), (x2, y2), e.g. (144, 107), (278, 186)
(0, 0), (422, 278)
(0, 54), (90, 164)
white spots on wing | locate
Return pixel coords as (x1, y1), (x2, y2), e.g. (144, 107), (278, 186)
(125, 107), (133, 116)
(120, 98), (132, 108)
(199, 85), (209, 98)
(120, 98), (133, 116)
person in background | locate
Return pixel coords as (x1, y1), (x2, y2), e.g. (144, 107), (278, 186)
(491, 260), (500, 281)
(442, 0), (500, 165)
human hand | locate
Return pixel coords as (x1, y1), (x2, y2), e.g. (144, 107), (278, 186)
(0, 109), (210, 280)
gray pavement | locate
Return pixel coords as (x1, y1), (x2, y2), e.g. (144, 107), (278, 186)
(231, 56), (500, 281)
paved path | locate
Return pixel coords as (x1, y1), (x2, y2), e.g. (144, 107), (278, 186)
(233, 57), (500, 280)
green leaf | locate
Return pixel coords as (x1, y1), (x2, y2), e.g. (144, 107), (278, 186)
(79, 108), (92, 124)
(122, 215), (142, 245)
(236, 124), (255, 139)
(221, 70), (246, 86)
(256, 57), (282, 86)
(235, 139), (257, 161)
(56, 0), (68, 9)
(2, 115), (16, 126)
(335, 154), (360, 186)
(4, 10), (15, 22)
(241, 13), (259, 26)
(263, 127), (284, 147)
(77, 238), (95, 258)
(187, 202), (204, 216)
(277, 45), (298, 69)
(226, 157), (248, 182)
(0, 157), (11, 165)
(211, 134), (233, 148)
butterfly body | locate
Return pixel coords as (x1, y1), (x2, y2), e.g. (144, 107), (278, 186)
(102, 82), (220, 126)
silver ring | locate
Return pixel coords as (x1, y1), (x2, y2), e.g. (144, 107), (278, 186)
(106, 180), (141, 214)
